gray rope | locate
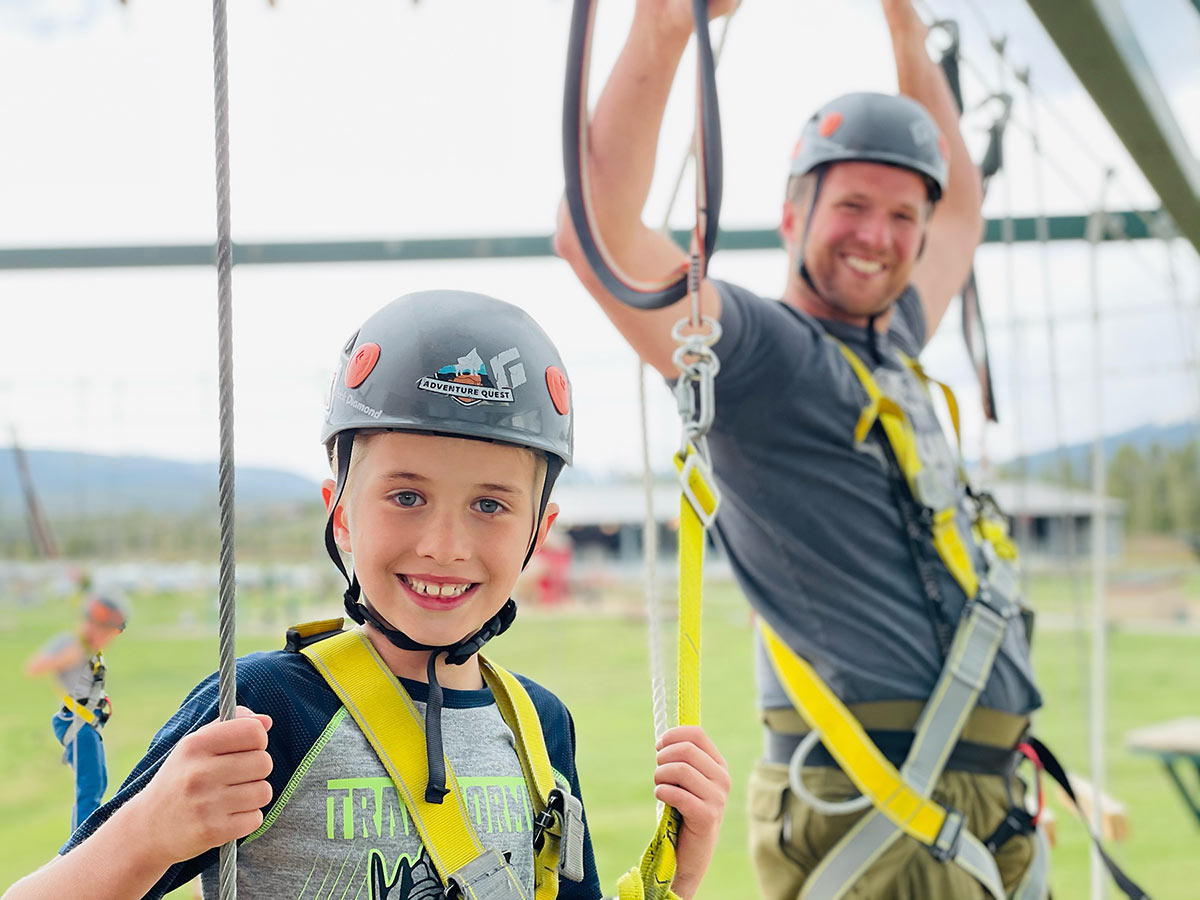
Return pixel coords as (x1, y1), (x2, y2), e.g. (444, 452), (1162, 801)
(210, 0), (238, 897)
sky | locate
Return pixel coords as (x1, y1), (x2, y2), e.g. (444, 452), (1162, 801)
(0, 0), (1198, 487)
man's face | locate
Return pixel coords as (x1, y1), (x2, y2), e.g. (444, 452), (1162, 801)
(787, 161), (929, 322)
(327, 432), (550, 649)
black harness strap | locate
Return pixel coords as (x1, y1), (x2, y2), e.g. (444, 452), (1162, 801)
(563, 0), (723, 309)
(1026, 738), (1152, 900)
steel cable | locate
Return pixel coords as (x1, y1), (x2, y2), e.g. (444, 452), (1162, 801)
(209, 0), (239, 897)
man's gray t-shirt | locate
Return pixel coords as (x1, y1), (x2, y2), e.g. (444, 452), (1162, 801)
(706, 279), (1041, 716)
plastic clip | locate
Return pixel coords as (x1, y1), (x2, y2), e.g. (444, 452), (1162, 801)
(443, 849), (525, 900)
(532, 788), (587, 883)
(929, 808), (966, 863)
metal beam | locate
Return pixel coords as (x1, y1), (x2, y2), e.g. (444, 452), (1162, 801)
(1027, 0), (1200, 254)
(0, 211), (1164, 271)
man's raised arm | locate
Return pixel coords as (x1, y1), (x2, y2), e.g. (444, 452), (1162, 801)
(885, 0), (984, 339)
(554, 0), (731, 377)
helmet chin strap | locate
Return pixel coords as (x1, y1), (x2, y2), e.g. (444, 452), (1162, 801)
(323, 429), (564, 802)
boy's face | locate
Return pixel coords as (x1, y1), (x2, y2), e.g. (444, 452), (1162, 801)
(325, 431), (556, 649)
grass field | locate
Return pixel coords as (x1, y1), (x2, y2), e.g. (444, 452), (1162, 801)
(2, 570), (1198, 898)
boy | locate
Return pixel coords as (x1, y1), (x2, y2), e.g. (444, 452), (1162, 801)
(24, 591), (129, 832)
(4, 290), (729, 900)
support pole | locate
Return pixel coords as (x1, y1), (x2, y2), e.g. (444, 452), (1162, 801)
(1087, 168), (1114, 900)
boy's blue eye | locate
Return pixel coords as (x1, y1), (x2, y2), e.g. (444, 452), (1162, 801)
(475, 498), (502, 515)
(394, 491), (422, 508)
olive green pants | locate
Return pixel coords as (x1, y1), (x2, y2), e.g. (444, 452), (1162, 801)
(748, 759), (1041, 900)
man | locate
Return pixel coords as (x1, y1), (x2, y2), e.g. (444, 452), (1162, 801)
(554, 1), (1044, 896)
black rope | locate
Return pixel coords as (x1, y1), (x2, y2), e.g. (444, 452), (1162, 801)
(563, 0), (723, 309)
(1026, 738), (1153, 900)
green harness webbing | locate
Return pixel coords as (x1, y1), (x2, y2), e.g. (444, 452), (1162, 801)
(299, 623), (584, 900)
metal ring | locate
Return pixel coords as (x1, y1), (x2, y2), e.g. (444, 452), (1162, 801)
(671, 315), (723, 346)
(671, 347), (722, 380)
(787, 730), (873, 816)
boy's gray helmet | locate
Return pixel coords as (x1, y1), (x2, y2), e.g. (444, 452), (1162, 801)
(320, 289), (573, 805)
(322, 289), (573, 464)
(790, 92), (949, 202)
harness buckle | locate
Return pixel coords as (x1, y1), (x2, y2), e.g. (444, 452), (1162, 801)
(975, 578), (1021, 623)
(981, 541), (1021, 611)
(928, 807), (966, 863)
(677, 448), (720, 528)
(532, 787), (587, 883)
(442, 849), (525, 900)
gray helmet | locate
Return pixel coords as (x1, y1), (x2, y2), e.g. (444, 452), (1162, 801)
(789, 92), (948, 202)
(322, 290), (573, 465)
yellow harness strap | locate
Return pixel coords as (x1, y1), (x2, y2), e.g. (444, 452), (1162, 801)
(62, 696), (97, 724)
(479, 657), (577, 896)
(759, 620), (951, 845)
(61, 652), (110, 729)
(615, 442), (716, 900)
(301, 627), (563, 900)
(833, 340), (981, 600)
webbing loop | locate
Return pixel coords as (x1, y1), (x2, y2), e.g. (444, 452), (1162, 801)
(562, 0), (723, 309)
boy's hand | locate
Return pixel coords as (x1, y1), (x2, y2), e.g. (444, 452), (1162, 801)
(128, 706), (274, 867)
(653, 726), (730, 900)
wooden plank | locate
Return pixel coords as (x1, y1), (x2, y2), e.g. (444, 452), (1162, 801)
(1126, 717), (1200, 755)
(1054, 772), (1131, 842)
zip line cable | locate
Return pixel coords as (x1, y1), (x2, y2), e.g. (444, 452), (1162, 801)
(990, 40), (1030, 544)
(209, 0), (239, 897)
(1087, 169), (1115, 900)
(916, 1), (1183, 296)
(637, 360), (669, 752)
(1021, 64), (1092, 781)
(917, 0), (1173, 243)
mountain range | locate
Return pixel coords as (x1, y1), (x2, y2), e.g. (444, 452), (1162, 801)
(1, 420), (1196, 522)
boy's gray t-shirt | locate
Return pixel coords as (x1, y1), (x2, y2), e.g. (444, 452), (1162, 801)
(201, 698), (539, 899)
(705, 279), (1041, 716)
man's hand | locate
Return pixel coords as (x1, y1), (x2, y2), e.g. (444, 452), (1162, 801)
(127, 706), (274, 868)
(655, 725), (731, 900)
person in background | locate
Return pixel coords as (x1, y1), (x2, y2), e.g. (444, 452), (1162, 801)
(25, 592), (130, 833)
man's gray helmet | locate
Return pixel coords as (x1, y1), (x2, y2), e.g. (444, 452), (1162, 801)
(790, 92), (949, 202)
(321, 289), (573, 804)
